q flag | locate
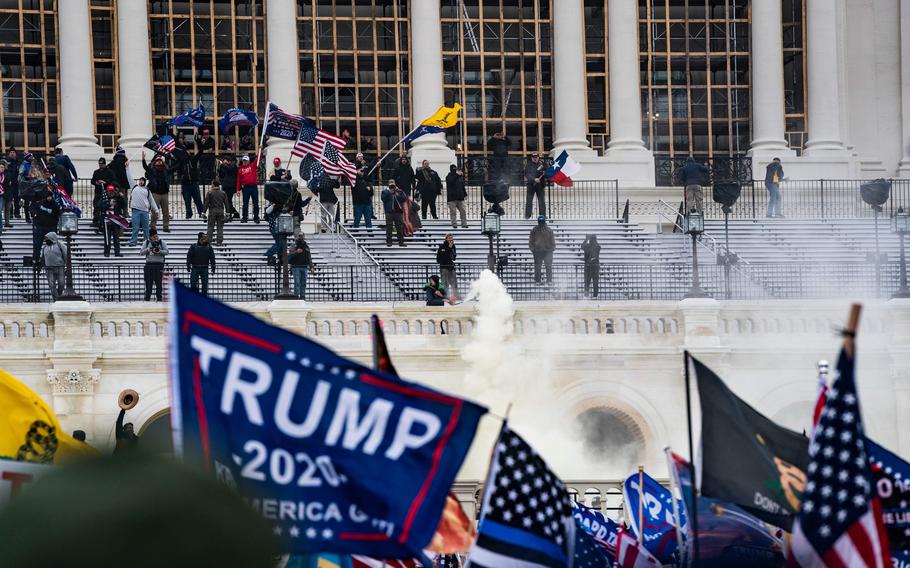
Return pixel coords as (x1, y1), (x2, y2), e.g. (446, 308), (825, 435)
(0, 368), (96, 464)
(170, 104), (206, 127)
(403, 104), (462, 145)
(866, 438), (910, 564)
(622, 470), (684, 563)
(168, 282), (486, 559)
(693, 355), (809, 529)
(544, 150), (581, 187)
(219, 108), (260, 134)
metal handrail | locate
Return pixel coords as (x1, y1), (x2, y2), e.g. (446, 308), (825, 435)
(310, 199), (381, 267)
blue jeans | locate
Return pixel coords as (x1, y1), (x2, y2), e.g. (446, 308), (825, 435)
(766, 182), (781, 217)
(264, 233), (283, 258)
(292, 266), (308, 298)
(242, 185), (260, 220)
(129, 209), (150, 245)
(353, 204), (372, 228)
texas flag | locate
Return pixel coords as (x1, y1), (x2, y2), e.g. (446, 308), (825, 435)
(545, 150), (581, 187)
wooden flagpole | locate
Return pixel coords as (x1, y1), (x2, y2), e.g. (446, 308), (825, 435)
(843, 303), (862, 358)
(255, 101), (271, 168)
(637, 465), (645, 544)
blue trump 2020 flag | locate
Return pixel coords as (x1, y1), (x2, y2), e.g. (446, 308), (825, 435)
(219, 107), (260, 134)
(170, 104), (206, 127)
(168, 282), (487, 559)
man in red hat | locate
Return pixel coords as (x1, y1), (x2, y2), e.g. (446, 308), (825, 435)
(269, 156), (291, 182)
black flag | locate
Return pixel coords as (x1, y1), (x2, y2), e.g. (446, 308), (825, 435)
(371, 314), (398, 377)
(694, 356), (809, 529)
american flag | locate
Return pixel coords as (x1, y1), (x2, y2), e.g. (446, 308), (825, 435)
(614, 529), (659, 568)
(788, 348), (892, 568)
(158, 134), (176, 154)
(318, 142), (358, 185)
(351, 557), (421, 568)
(292, 118), (347, 159)
(811, 360), (830, 434)
(465, 425), (574, 568)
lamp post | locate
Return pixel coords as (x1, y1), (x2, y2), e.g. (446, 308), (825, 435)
(275, 213), (297, 299)
(481, 212), (501, 273)
(684, 209), (710, 299)
(57, 211), (82, 301)
(892, 207), (910, 299)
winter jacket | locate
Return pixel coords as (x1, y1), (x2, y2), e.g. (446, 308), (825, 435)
(142, 157), (172, 195)
(237, 163), (258, 190)
(314, 175), (339, 204)
(194, 135), (215, 156)
(381, 187), (406, 214)
(764, 162), (785, 185)
(526, 161), (546, 185)
(47, 160), (72, 186)
(269, 168), (292, 182)
(31, 198), (61, 227)
(40, 232), (67, 267)
(289, 241), (313, 267)
(109, 154), (131, 190)
(424, 283), (447, 306)
(186, 242), (216, 269)
(393, 162), (416, 195)
(90, 166), (114, 197)
(218, 162), (238, 193)
(446, 172), (466, 202)
(129, 184), (159, 214)
(204, 187), (229, 214)
(53, 154), (78, 180)
(581, 240), (601, 265)
(436, 242), (457, 269)
(5, 157), (20, 188)
(415, 168), (442, 199)
(141, 238), (169, 264)
(178, 157), (199, 185)
(488, 136), (511, 157)
(351, 174), (373, 205)
(681, 158), (709, 186)
(529, 224), (556, 254)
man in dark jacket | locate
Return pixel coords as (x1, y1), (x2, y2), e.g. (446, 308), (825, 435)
(194, 128), (216, 185)
(351, 170), (374, 229)
(380, 181), (406, 247)
(203, 181), (229, 245)
(424, 275), (448, 306)
(313, 173), (340, 233)
(415, 160), (442, 220)
(581, 234), (601, 298)
(764, 157), (785, 218)
(5, 149), (21, 219)
(269, 157), (292, 182)
(30, 193), (60, 262)
(488, 129), (511, 182)
(142, 152), (173, 232)
(217, 156), (239, 219)
(186, 232), (216, 296)
(680, 156), (709, 213)
(445, 165), (467, 229)
(288, 236), (313, 299)
(46, 157), (74, 197)
(393, 157), (416, 196)
(109, 148), (131, 192)
(436, 233), (458, 299)
(524, 152), (546, 219)
(101, 187), (128, 257)
(178, 154), (204, 220)
(529, 215), (556, 285)
(52, 148), (78, 196)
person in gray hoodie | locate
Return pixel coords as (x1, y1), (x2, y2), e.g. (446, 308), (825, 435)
(140, 228), (169, 301)
(39, 232), (67, 301)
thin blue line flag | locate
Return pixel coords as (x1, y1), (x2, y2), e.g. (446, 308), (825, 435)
(168, 281), (487, 559)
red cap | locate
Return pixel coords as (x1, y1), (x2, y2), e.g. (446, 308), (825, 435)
(105, 184), (115, 191)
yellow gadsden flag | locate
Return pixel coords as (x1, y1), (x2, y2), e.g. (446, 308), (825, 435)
(0, 368), (96, 463)
(420, 103), (462, 129)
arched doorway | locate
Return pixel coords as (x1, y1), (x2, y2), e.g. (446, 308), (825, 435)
(575, 406), (647, 472)
(137, 410), (174, 455)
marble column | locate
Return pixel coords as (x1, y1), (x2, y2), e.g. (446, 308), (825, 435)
(749, 0), (794, 156)
(605, 0), (650, 157)
(265, 0), (302, 168)
(408, 0), (456, 172)
(804, 0), (849, 155)
(116, 0), (154, 153)
(56, 0), (102, 158)
(551, 0), (595, 156)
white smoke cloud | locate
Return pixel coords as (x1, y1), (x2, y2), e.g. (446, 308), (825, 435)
(455, 270), (641, 481)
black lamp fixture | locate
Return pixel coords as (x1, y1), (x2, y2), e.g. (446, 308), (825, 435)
(275, 212), (298, 299)
(57, 211), (83, 301)
(482, 212), (501, 273)
(684, 209), (711, 299)
(892, 207), (910, 299)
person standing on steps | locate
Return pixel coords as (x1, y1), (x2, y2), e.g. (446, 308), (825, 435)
(203, 180), (228, 246)
(39, 232), (66, 301)
(237, 154), (260, 223)
(313, 173), (340, 233)
(143, 152), (173, 233)
(128, 177), (159, 247)
(288, 235), (314, 299)
(524, 152), (546, 219)
(5, 149), (21, 220)
(445, 164), (468, 229)
(178, 151), (204, 220)
(31, 192), (60, 263)
(194, 128), (216, 186)
(351, 168), (374, 229)
(393, 156), (416, 197)
(101, 186), (128, 257)
(217, 155), (239, 220)
(529, 215), (556, 285)
(90, 157), (113, 233)
(416, 160), (442, 220)
(437, 233), (459, 300)
(141, 228), (168, 302)
(381, 180), (406, 247)
(581, 234), (601, 298)
(679, 156), (709, 213)
(764, 157), (785, 218)
(488, 128), (512, 183)
(186, 232), (216, 296)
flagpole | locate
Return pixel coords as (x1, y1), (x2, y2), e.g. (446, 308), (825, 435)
(637, 465), (644, 544)
(367, 125), (419, 178)
(256, 101), (271, 168)
(683, 349), (700, 567)
(664, 447), (686, 564)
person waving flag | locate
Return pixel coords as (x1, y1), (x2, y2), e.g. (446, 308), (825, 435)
(545, 150), (581, 187)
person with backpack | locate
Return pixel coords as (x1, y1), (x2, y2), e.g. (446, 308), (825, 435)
(436, 233), (459, 300)
(581, 234), (601, 298)
(186, 232), (216, 295)
(764, 157), (785, 218)
(677, 156), (710, 213)
(529, 215), (556, 285)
